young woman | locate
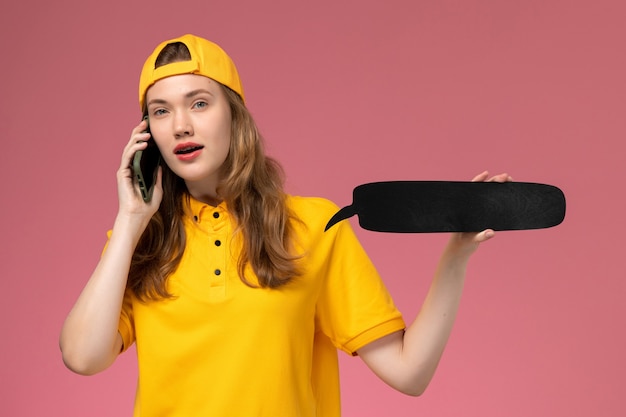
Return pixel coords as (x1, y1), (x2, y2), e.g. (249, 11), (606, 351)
(60, 34), (511, 417)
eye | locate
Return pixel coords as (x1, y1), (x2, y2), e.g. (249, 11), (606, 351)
(193, 100), (208, 110)
(152, 108), (168, 116)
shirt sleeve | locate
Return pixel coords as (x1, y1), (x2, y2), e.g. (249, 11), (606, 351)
(118, 289), (135, 352)
(314, 203), (406, 356)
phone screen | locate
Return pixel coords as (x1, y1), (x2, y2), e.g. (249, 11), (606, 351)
(132, 121), (161, 202)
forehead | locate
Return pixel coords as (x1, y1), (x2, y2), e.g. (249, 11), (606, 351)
(146, 74), (222, 101)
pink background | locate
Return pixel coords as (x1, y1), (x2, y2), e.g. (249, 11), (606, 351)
(2, 0), (624, 416)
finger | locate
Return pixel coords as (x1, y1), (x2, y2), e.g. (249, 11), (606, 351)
(471, 171), (490, 182)
(120, 140), (148, 171)
(125, 120), (151, 149)
(486, 173), (513, 183)
(131, 118), (149, 135)
(475, 229), (495, 242)
(120, 121), (152, 170)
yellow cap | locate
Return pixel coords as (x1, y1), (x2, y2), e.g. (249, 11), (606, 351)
(138, 34), (244, 109)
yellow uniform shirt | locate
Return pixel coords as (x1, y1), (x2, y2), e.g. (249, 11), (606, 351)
(118, 196), (405, 416)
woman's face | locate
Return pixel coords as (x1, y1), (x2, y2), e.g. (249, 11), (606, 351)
(145, 74), (232, 201)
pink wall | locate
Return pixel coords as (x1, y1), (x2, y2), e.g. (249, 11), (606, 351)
(2, 0), (624, 415)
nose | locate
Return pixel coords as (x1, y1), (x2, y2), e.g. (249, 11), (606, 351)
(173, 112), (194, 138)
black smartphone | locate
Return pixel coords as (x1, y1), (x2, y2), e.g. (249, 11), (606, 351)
(132, 118), (161, 202)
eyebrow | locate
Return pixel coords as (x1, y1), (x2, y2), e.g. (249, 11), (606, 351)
(147, 89), (214, 106)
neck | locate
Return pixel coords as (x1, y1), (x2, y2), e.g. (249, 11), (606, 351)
(185, 180), (222, 207)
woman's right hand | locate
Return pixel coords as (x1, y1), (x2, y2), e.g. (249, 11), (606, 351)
(116, 119), (163, 221)
(60, 118), (164, 375)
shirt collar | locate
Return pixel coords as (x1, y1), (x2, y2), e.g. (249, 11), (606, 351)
(185, 195), (229, 231)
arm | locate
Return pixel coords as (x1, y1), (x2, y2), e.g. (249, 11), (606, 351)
(59, 120), (162, 375)
(357, 171), (512, 396)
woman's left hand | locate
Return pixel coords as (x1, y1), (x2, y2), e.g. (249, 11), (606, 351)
(445, 171), (513, 257)
(357, 171), (513, 395)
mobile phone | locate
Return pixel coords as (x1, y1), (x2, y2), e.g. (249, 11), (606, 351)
(132, 118), (161, 202)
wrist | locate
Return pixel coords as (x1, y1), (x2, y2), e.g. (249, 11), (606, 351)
(444, 235), (479, 260)
(111, 212), (150, 244)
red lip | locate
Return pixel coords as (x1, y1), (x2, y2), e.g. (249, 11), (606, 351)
(174, 142), (204, 161)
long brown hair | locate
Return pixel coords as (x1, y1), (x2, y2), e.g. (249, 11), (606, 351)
(128, 42), (300, 301)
